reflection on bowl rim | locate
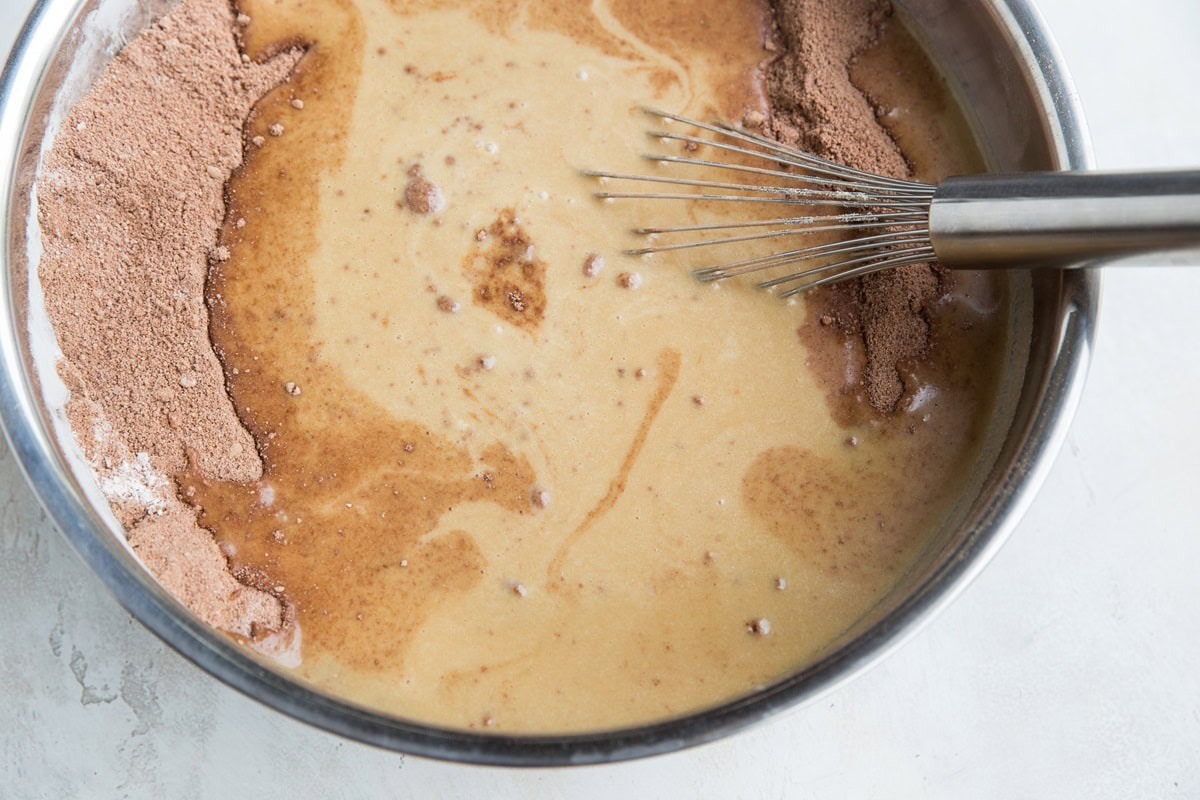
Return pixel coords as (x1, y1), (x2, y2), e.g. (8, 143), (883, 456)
(0, 0), (1098, 765)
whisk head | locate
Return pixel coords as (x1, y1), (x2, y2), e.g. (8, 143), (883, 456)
(583, 109), (937, 296)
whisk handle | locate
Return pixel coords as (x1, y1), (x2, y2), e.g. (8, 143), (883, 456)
(929, 171), (1200, 268)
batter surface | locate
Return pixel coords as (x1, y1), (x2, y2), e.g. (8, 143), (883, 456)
(39, 0), (1009, 732)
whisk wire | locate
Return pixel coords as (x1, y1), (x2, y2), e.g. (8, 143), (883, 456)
(582, 168), (904, 204)
(775, 247), (938, 296)
(646, 109), (930, 192)
(642, 150), (934, 198)
(593, 189), (932, 211)
(626, 220), (925, 256)
(693, 230), (932, 282)
(753, 238), (933, 287)
(633, 211), (927, 235)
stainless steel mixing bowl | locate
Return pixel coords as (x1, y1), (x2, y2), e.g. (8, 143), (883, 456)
(0, 0), (1097, 765)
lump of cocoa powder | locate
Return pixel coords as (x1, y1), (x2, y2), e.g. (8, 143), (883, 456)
(765, 0), (944, 412)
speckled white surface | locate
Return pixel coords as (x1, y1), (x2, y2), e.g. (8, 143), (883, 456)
(2, 1), (1199, 797)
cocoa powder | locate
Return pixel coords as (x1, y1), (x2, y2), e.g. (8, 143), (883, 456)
(765, 0), (944, 412)
(37, 0), (301, 634)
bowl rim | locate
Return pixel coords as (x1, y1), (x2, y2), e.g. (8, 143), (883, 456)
(0, 0), (1098, 766)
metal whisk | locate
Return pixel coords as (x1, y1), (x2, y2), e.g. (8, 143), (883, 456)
(584, 110), (1200, 296)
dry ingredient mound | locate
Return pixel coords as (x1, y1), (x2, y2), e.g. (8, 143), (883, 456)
(764, 0), (944, 413)
(37, 0), (301, 635)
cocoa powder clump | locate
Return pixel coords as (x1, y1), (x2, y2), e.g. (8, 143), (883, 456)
(37, 0), (302, 634)
(403, 164), (446, 214)
(765, 0), (944, 412)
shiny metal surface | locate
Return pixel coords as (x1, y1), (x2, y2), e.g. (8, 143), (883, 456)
(932, 171), (1200, 266)
(0, 0), (1099, 765)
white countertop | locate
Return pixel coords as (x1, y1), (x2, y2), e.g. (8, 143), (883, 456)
(2, 1), (1198, 797)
